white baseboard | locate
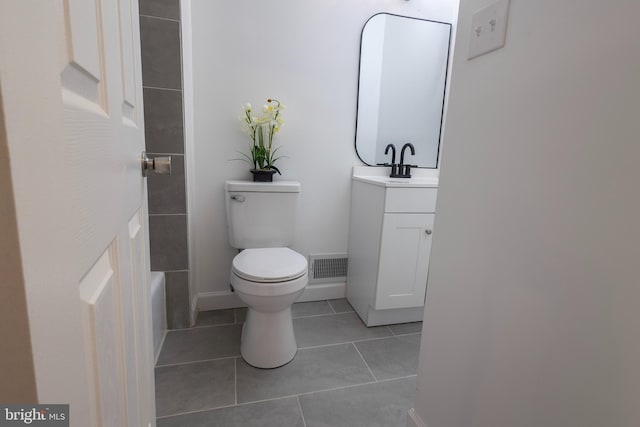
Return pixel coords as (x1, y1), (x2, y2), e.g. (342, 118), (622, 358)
(406, 408), (427, 427)
(197, 290), (242, 311)
(196, 282), (346, 311)
(296, 282), (346, 302)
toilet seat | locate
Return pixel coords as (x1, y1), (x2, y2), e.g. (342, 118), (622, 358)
(232, 247), (307, 283)
(231, 247), (308, 297)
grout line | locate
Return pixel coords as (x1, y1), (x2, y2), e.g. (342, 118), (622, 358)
(167, 321), (239, 332)
(148, 213), (188, 217)
(297, 333), (397, 351)
(292, 311), (342, 320)
(298, 375), (417, 398)
(155, 354), (238, 369)
(393, 331), (423, 337)
(191, 321), (236, 329)
(155, 331), (420, 369)
(296, 341), (357, 351)
(352, 342), (378, 382)
(156, 329), (419, 368)
(139, 14), (180, 23)
(327, 299), (337, 314)
(200, 307), (354, 322)
(142, 85), (182, 92)
(296, 395), (308, 427)
(233, 376), (419, 409)
(155, 375), (419, 420)
(145, 152), (185, 157)
(234, 357), (238, 405)
(155, 395), (297, 420)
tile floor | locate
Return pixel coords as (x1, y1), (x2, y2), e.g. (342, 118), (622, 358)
(155, 299), (423, 427)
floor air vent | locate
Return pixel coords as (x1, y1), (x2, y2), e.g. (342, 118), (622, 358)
(309, 253), (348, 283)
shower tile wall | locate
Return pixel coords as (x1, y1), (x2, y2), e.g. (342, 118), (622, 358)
(139, 0), (190, 329)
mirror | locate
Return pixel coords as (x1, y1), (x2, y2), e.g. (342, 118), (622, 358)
(355, 13), (451, 168)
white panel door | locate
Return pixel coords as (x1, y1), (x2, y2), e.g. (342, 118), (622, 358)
(375, 213), (434, 310)
(0, 0), (155, 426)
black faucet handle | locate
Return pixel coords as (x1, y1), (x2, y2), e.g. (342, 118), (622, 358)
(402, 164), (418, 178)
(378, 163), (399, 177)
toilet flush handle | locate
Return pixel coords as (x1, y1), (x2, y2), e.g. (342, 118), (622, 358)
(230, 194), (245, 202)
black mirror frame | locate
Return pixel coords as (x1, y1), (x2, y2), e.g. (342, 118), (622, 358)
(354, 12), (452, 169)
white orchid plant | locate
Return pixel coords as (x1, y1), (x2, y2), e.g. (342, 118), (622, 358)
(237, 98), (285, 174)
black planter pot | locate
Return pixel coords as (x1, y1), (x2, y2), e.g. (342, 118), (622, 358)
(250, 169), (277, 182)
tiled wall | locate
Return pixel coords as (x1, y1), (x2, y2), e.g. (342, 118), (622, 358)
(139, 0), (190, 329)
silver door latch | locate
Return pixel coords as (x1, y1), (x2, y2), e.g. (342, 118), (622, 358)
(142, 151), (172, 177)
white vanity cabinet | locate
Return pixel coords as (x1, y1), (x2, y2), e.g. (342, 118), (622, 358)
(346, 175), (437, 326)
(376, 212), (433, 309)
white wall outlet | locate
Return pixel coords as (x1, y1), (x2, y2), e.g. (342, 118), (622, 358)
(467, 0), (510, 60)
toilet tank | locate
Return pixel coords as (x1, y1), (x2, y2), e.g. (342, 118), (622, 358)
(225, 180), (300, 249)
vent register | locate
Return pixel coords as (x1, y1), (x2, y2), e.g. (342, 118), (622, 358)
(308, 253), (348, 283)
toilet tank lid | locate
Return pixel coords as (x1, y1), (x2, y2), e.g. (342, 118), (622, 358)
(225, 180), (300, 193)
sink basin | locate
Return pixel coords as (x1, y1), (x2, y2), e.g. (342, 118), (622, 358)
(352, 175), (439, 188)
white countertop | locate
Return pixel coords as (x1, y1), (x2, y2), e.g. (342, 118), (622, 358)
(352, 166), (439, 188)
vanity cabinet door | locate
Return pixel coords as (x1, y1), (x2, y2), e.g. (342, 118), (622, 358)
(375, 213), (434, 310)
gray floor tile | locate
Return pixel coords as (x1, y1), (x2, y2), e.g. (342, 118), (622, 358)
(291, 301), (333, 318)
(155, 359), (235, 417)
(294, 312), (392, 348)
(196, 309), (235, 326)
(389, 321), (423, 335)
(235, 307), (247, 324)
(355, 334), (421, 380)
(157, 324), (241, 366)
(328, 298), (354, 313)
(299, 377), (416, 427)
(157, 397), (305, 427)
(236, 343), (374, 403)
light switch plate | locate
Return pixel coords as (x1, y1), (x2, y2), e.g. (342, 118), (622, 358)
(468, 0), (510, 60)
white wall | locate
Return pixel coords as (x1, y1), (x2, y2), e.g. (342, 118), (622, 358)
(411, 0), (640, 426)
(187, 0), (459, 298)
(180, 0), (198, 324)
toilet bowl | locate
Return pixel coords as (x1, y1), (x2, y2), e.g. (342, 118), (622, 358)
(231, 247), (308, 368)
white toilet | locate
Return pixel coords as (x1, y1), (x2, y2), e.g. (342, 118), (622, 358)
(225, 180), (308, 368)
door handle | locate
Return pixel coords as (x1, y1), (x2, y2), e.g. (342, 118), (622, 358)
(141, 152), (171, 176)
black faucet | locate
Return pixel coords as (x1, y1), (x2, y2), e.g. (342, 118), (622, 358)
(397, 143), (416, 178)
(376, 143), (400, 177)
